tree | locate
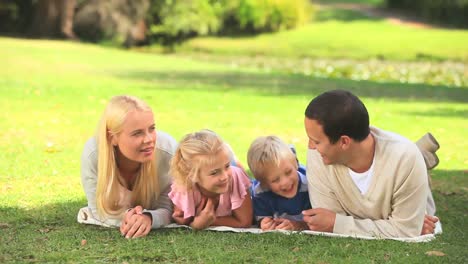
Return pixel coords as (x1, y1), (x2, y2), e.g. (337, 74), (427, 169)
(30, 0), (77, 39)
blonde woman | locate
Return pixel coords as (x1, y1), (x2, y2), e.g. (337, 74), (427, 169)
(77, 95), (177, 239)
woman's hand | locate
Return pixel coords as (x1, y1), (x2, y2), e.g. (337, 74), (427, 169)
(120, 205), (152, 239)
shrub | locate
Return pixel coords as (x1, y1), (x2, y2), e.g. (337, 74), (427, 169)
(224, 0), (313, 33)
(148, 0), (314, 45)
(149, 0), (223, 45)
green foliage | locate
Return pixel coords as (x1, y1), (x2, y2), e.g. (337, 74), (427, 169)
(0, 0), (35, 33)
(227, 0), (313, 33)
(149, 0), (223, 39)
(148, 0), (314, 44)
(385, 0), (468, 28)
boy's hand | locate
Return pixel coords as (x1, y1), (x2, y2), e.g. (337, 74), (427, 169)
(274, 218), (308, 231)
(191, 198), (216, 230)
(260, 217), (276, 231)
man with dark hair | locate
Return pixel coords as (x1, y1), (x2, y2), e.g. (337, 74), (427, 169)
(302, 90), (439, 238)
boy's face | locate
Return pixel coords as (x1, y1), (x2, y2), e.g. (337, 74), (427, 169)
(262, 159), (299, 199)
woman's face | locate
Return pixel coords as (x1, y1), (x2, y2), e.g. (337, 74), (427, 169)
(112, 110), (156, 164)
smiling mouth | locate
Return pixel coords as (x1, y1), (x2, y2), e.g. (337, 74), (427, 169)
(141, 146), (154, 153)
(282, 185), (294, 194)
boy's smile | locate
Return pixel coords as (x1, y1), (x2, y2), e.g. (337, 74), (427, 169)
(263, 159), (299, 199)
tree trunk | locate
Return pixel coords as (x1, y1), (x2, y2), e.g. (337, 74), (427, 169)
(30, 0), (76, 39)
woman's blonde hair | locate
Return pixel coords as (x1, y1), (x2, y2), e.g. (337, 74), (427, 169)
(95, 95), (159, 217)
(247, 136), (297, 182)
(170, 130), (230, 190)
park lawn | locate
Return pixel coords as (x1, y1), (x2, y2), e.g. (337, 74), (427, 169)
(176, 6), (468, 62)
(316, 0), (384, 5)
(0, 37), (467, 263)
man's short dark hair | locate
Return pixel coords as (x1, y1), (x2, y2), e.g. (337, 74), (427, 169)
(305, 90), (370, 143)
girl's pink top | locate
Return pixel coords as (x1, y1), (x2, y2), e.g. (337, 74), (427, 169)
(168, 166), (251, 219)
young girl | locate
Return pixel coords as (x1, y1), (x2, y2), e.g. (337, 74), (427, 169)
(78, 95), (177, 239)
(169, 130), (253, 230)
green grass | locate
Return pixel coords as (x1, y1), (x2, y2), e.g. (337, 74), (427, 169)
(175, 6), (468, 62)
(316, 0), (384, 5)
(0, 37), (467, 263)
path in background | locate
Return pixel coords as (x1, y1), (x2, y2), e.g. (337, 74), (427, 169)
(317, 2), (435, 29)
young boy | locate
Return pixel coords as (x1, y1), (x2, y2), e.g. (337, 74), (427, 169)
(247, 136), (311, 231)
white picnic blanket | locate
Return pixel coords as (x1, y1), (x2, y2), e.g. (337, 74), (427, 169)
(163, 223), (442, 243)
(78, 207), (442, 243)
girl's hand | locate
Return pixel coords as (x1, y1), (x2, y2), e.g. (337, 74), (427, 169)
(274, 218), (308, 231)
(191, 198), (216, 230)
(120, 205), (152, 239)
(260, 217), (276, 231)
(172, 206), (192, 225)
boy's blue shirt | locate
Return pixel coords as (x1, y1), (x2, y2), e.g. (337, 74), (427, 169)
(250, 165), (311, 222)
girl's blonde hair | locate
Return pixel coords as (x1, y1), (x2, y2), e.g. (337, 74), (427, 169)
(247, 136), (298, 182)
(95, 95), (159, 217)
(170, 130), (231, 190)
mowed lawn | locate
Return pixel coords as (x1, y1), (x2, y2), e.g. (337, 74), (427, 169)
(0, 37), (467, 263)
(178, 6), (468, 62)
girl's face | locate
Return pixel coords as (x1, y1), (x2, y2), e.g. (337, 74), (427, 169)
(196, 151), (231, 196)
(112, 110), (156, 165)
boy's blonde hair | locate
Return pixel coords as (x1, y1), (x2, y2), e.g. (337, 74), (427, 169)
(95, 95), (159, 217)
(170, 130), (231, 190)
(247, 136), (297, 182)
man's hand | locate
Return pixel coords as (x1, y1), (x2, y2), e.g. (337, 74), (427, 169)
(191, 197), (216, 230)
(259, 217), (276, 231)
(421, 215), (439, 235)
(302, 208), (336, 233)
(120, 205), (152, 239)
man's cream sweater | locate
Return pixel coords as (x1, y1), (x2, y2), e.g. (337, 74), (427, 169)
(307, 127), (431, 238)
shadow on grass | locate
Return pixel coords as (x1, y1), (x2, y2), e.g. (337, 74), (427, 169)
(114, 70), (468, 103)
(402, 107), (468, 119)
(315, 8), (383, 22)
(0, 200), (87, 226)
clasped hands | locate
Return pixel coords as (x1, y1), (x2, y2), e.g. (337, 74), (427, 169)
(120, 205), (152, 239)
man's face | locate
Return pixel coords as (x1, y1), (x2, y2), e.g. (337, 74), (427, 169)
(304, 117), (343, 165)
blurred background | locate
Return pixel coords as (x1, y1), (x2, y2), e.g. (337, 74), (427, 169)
(1, 0), (466, 48)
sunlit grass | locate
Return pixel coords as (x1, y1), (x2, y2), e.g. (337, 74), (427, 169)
(0, 37), (467, 263)
(177, 7), (468, 62)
